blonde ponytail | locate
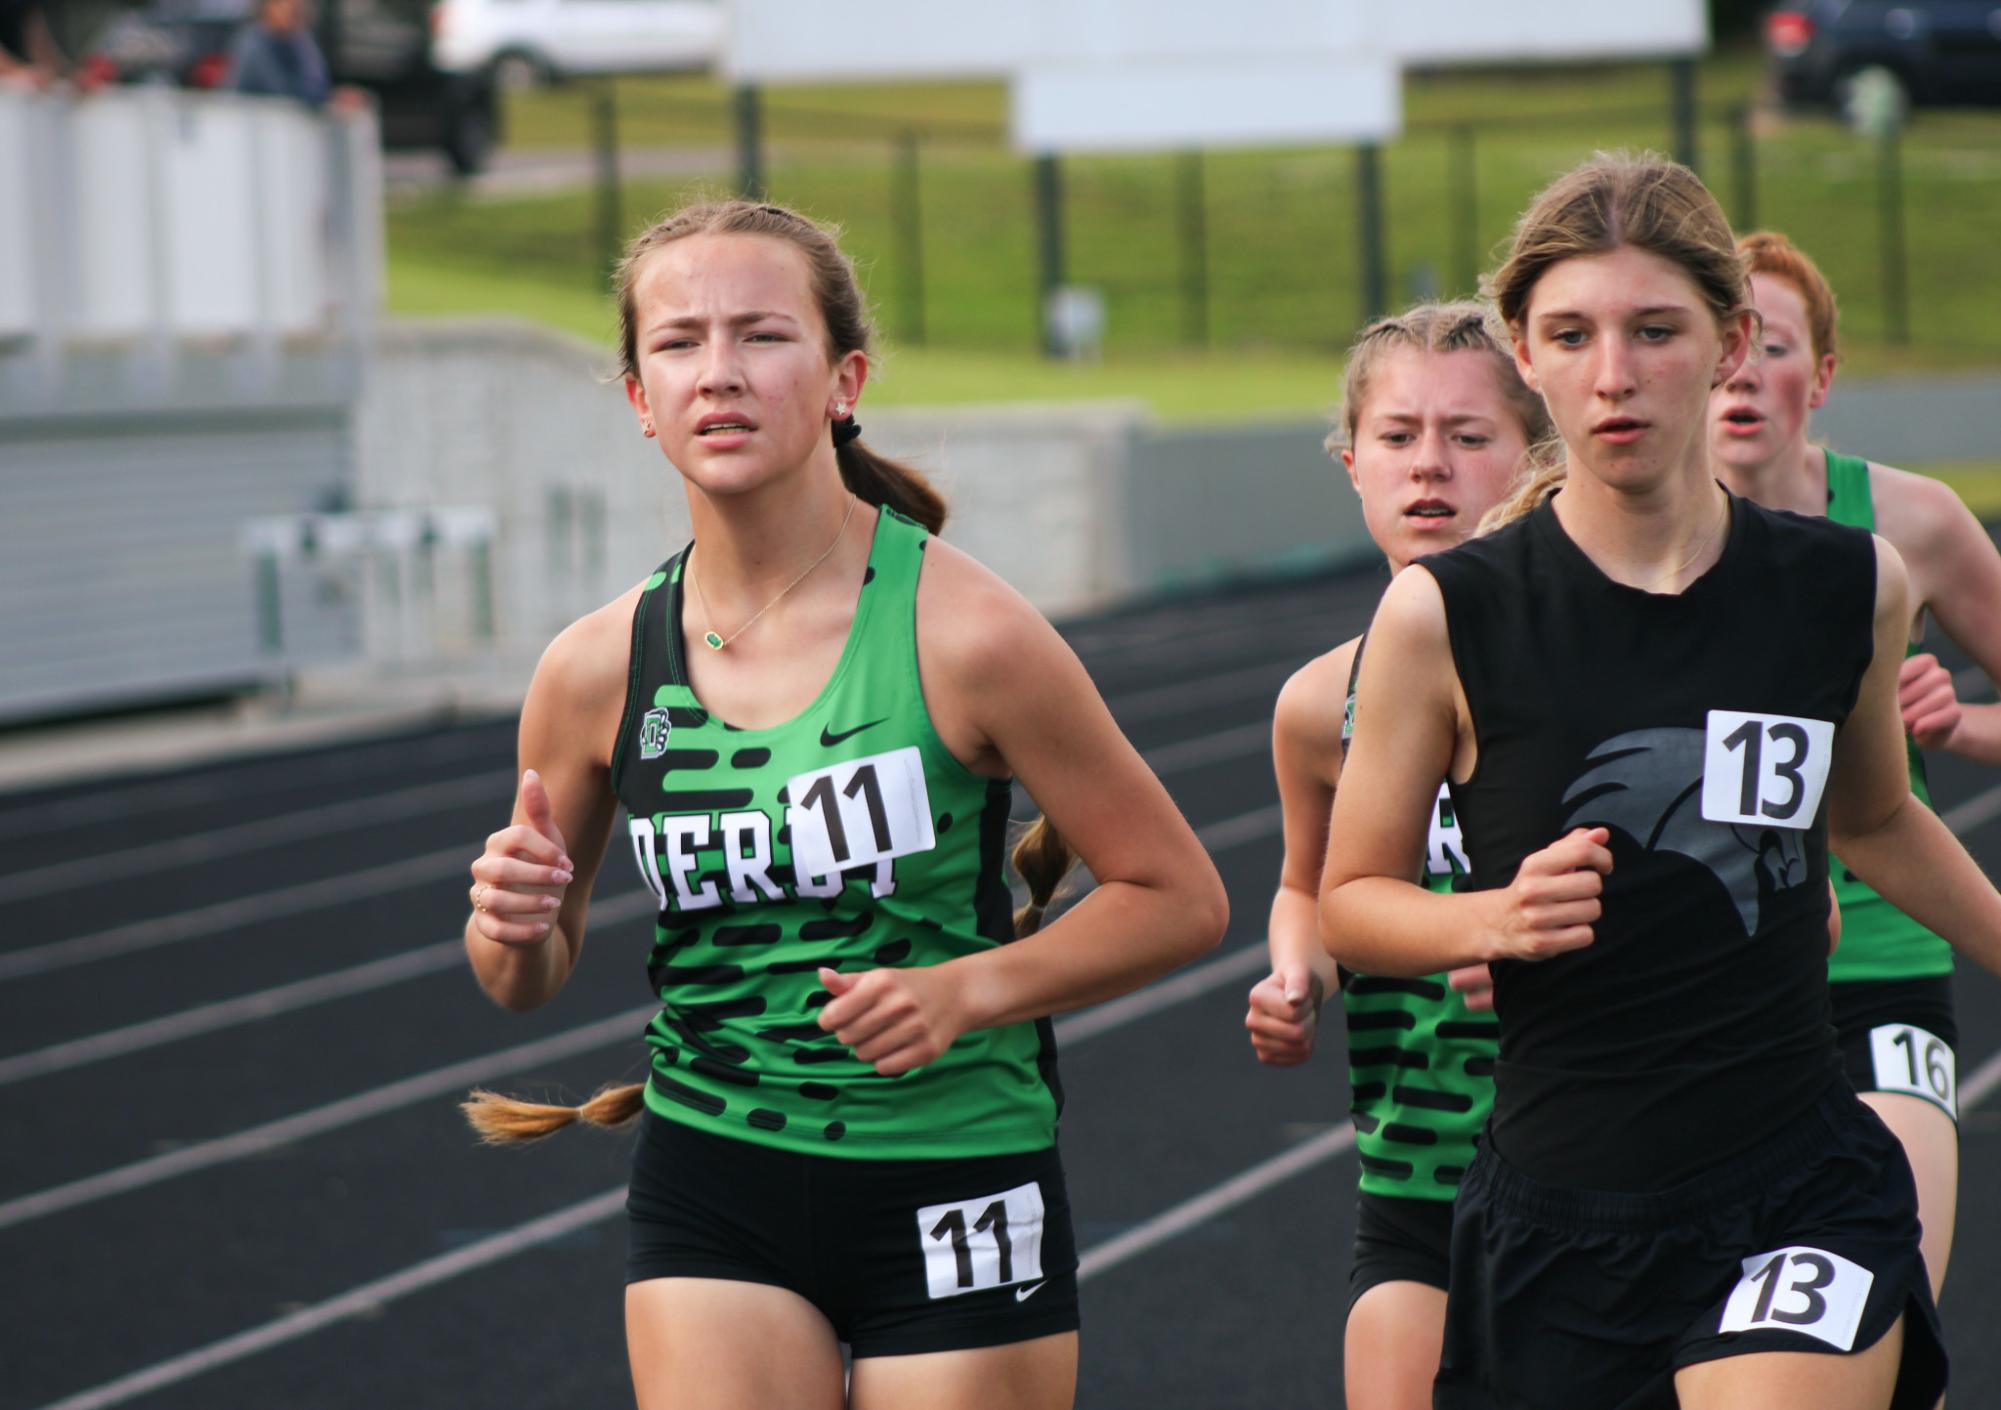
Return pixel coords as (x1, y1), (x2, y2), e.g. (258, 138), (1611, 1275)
(1010, 815), (1078, 937)
(460, 1082), (645, 1145)
(1476, 442), (1569, 535)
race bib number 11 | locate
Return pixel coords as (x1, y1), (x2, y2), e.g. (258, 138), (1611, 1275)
(786, 747), (935, 881)
(916, 1182), (1047, 1300)
(1701, 710), (1836, 828)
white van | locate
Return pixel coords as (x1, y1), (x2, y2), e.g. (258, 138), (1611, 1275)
(430, 0), (723, 86)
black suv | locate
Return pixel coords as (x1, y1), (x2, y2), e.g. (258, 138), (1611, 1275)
(1766, 1), (2001, 111)
(87, 0), (499, 173)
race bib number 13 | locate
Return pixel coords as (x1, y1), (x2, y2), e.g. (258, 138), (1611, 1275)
(787, 746), (935, 880)
(1701, 710), (1836, 827)
(1718, 1246), (1874, 1349)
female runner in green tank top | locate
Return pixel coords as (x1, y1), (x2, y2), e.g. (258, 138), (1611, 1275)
(1244, 302), (1548, 1410)
(455, 200), (1227, 1410)
(1707, 231), (2001, 1312)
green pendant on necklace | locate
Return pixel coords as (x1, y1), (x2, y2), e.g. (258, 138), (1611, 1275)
(704, 630), (725, 651)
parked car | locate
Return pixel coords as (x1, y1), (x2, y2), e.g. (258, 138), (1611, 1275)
(84, 0), (501, 173)
(428, 0), (721, 88)
(1765, 1), (2001, 112)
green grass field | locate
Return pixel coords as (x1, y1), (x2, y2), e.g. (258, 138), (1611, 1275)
(386, 46), (2001, 418)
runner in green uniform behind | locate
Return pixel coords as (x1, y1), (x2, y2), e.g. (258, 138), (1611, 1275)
(1244, 301), (1548, 1410)
(456, 200), (1228, 1410)
(1709, 231), (2001, 1312)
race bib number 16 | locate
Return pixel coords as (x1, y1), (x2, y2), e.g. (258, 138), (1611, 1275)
(1701, 710), (1836, 828)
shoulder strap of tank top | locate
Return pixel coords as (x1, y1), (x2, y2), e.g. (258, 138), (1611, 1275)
(859, 506), (929, 684)
(609, 551), (685, 793)
(1823, 449), (1875, 532)
(1339, 631), (1367, 763)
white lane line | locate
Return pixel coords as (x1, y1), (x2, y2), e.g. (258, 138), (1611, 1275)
(25, 1036), (1348, 1410)
(0, 787), (1279, 1083)
(0, 773), (508, 904)
(1056, 941), (1270, 1046)
(30, 1185), (633, 1410)
(44, 1009), (2001, 1410)
(2, 706), (1276, 991)
(0, 725), (508, 843)
(0, 889), (643, 1086)
(0, 843), (472, 983)
(1078, 1123), (1358, 1283)
(1960, 1045), (2001, 1111)
(0, 624), (1297, 889)
(1197, 803), (1285, 852)
(39, 1011), (1999, 1410)
(0, 884), (647, 1084)
(0, 942), (462, 1086)
(1144, 720), (1269, 775)
(0, 1007), (654, 1234)
(0, 904), (1283, 1233)
(1113, 660), (1294, 725)
(1941, 779), (2001, 838)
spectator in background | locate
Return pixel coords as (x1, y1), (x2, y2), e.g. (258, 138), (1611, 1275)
(226, 0), (331, 107)
(0, 0), (70, 86)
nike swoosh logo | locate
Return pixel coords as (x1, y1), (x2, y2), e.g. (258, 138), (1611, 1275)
(1014, 1281), (1047, 1303)
(820, 718), (887, 748)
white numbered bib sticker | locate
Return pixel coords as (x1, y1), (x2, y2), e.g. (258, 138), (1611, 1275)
(786, 747), (935, 881)
(1718, 1246), (1874, 1349)
(1869, 1023), (1957, 1118)
(917, 1181), (1046, 1300)
(1701, 710), (1836, 828)
(1428, 784), (1470, 878)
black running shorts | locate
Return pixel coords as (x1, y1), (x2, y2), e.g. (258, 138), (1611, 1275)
(1831, 975), (1959, 1122)
(1435, 1081), (1945, 1410)
(625, 1110), (1080, 1357)
(1349, 1190), (1453, 1311)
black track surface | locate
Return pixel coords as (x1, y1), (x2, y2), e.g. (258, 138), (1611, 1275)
(5, 558), (2000, 1409)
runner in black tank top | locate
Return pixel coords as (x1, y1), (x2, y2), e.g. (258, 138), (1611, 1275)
(1245, 302), (1547, 1410)
(1709, 231), (2001, 1313)
(456, 200), (1227, 1410)
(1320, 156), (2001, 1410)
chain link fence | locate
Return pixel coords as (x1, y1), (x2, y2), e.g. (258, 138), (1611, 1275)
(387, 78), (2001, 361)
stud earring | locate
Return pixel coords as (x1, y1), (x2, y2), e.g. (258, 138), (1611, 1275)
(642, 421), (655, 438)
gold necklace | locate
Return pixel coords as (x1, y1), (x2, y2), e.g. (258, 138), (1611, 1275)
(1632, 492), (1728, 593)
(688, 495), (858, 651)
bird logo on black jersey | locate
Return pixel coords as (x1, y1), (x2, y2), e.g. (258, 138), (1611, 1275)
(1560, 728), (1807, 935)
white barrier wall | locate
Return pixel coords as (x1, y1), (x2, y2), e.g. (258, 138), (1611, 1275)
(0, 85), (374, 362)
(356, 319), (1375, 668)
(0, 86), (382, 724)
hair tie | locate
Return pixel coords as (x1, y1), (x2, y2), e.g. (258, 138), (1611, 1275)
(832, 417), (863, 448)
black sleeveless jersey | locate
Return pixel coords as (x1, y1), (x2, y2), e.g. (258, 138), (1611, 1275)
(1421, 491), (1876, 1191)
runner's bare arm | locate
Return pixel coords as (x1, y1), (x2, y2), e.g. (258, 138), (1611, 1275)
(1829, 536), (2001, 977)
(1248, 647), (1353, 1064)
(464, 595), (629, 1010)
(817, 543), (1229, 1075)
(1320, 567), (1607, 975)
(1873, 464), (2001, 764)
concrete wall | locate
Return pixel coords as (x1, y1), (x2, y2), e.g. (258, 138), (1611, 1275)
(354, 318), (2001, 675)
(1814, 375), (2001, 466)
(0, 89), (379, 724)
(356, 319), (1375, 664)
